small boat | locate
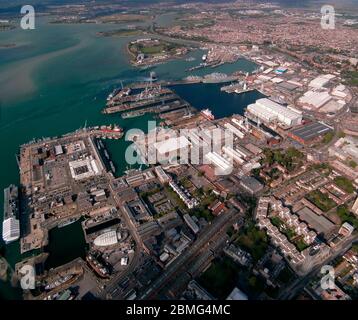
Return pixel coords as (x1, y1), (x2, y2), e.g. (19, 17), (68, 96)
(110, 161), (116, 173)
(201, 108), (215, 120)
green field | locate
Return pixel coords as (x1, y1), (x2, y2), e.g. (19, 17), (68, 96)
(306, 190), (337, 212)
(344, 71), (358, 86)
(334, 176), (355, 194)
(197, 257), (239, 299)
(234, 223), (268, 262)
(322, 131), (335, 144)
(129, 39), (183, 57)
(262, 147), (304, 172)
(98, 29), (145, 37)
(336, 205), (358, 229)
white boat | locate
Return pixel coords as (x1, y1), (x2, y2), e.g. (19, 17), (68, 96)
(201, 109), (215, 120)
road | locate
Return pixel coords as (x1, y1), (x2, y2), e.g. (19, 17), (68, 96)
(139, 208), (240, 299)
(97, 184), (144, 299)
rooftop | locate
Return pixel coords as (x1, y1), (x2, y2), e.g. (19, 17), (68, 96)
(289, 122), (333, 143)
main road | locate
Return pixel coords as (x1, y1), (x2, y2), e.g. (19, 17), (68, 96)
(97, 183), (145, 299)
(139, 208), (240, 299)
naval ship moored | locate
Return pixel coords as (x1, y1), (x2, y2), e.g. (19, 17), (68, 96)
(2, 185), (20, 244)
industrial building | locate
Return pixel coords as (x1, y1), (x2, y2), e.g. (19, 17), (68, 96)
(296, 207), (335, 236)
(222, 146), (245, 165)
(204, 152), (233, 174)
(329, 136), (358, 162)
(239, 176), (264, 195)
(154, 166), (171, 184)
(246, 98), (302, 127)
(183, 214), (200, 234)
(153, 135), (191, 160)
(223, 122), (245, 139)
(69, 157), (102, 181)
(288, 121), (333, 145)
(298, 90), (332, 110)
(309, 74), (335, 88)
(277, 81), (300, 92)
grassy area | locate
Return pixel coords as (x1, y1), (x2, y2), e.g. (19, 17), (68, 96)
(277, 267), (295, 284)
(336, 205), (358, 229)
(348, 160), (357, 169)
(271, 216), (284, 228)
(270, 217), (308, 251)
(334, 176), (355, 194)
(311, 163), (332, 176)
(179, 177), (192, 189)
(197, 257), (239, 299)
(322, 131), (335, 144)
(352, 243), (358, 253)
(295, 238), (310, 252)
(234, 223), (268, 262)
(97, 28), (145, 37)
(306, 190), (337, 212)
(338, 131), (346, 139)
(99, 13), (152, 23)
(140, 44), (166, 55)
(177, 18), (216, 30)
(129, 39), (183, 57)
(189, 192), (217, 222)
(343, 71), (358, 87)
(262, 147), (304, 172)
(164, 185), (187, 212)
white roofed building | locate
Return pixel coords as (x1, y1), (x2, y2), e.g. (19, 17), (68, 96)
(153, 136), (191, 155)
(299, 90), (332, 110)
(247, 98), (302, 127)
(309, 74), (335, 88)
(94, 230), (119, 247)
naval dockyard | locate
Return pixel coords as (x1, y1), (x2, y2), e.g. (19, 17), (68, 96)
(3, 43), (357, 301)
(2, 70), (263, 300)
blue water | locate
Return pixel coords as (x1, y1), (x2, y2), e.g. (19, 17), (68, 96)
(171, 83), (266, 118)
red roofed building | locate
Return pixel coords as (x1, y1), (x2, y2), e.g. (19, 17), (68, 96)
(198, 164), (218, 182)
(208, 200), (227, 216)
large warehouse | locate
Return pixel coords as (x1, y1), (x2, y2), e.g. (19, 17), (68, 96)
(288, 121), (333, 145)
(298, 90), (332, 110)
(246, 98), (302, 127)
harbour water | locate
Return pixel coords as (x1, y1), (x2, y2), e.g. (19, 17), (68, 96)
(0, 18), (258, 299)
(171, 83), (265, 119)
(44, 220), (87, 271)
